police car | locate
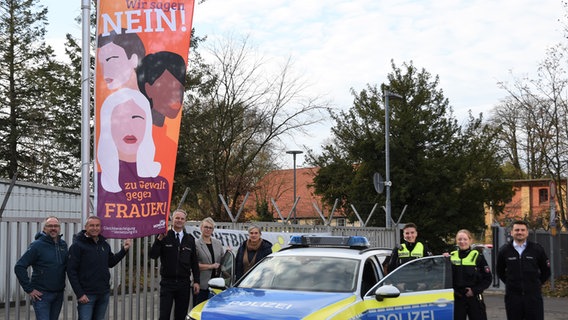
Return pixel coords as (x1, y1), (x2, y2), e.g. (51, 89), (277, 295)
(188, 235), (453, 320)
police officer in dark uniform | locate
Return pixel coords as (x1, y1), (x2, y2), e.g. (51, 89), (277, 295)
(497, 220), (551, 320)
(150, 209), (200, 320)
(387, 222), (431, 274)
(449, 229), (492, 320)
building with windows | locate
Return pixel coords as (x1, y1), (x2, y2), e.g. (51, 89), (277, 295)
(484, 179), (567, 241)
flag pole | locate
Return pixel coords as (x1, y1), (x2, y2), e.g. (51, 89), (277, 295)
(80, 0), (92, 225)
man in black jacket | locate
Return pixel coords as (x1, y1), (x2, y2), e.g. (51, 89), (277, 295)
(67, 216), (131, 320)
(497, 220), (551, 320)
(150, 209), (200, 320)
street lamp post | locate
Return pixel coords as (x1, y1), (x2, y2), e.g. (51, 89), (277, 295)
(384, 90), (402, 229)
(286, 150), (303, 224)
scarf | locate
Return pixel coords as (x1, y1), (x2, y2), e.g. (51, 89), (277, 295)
(243, 238), (262, 273)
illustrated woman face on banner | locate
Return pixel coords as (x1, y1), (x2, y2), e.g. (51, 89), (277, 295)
(111, 99), (147, 162)
(137, 51), (186, 127)
(97, 30), (146, 90)
(98, 88), (161, 192)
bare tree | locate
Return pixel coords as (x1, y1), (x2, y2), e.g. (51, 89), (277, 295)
(175, 35), (328, 220)
(493, 43), (568, 226)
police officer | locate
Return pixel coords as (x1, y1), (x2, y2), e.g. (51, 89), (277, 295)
(150, 209), (200, 320)
(497, 220), (550, 320)
(449, 229), (491, 320)
(387, 222), (431, 274)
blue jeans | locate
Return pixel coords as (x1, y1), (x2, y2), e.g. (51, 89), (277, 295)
(32, 290), (64, 320)
(77, 292), (110, 320)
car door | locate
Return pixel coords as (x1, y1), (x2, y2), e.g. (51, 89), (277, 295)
(330, 255), (453, 319)
(207, 250), (235, 296)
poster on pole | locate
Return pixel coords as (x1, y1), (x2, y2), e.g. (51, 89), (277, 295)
(94, 0), (195, 238)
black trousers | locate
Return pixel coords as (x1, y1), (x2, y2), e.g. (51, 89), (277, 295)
(193, 289), (212, 308)
(454, 294), (487, 320)
(159, 278), (191, 320)
(505, 292), (544, 320)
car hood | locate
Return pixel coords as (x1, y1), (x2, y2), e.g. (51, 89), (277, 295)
(198, 287), (355, 319)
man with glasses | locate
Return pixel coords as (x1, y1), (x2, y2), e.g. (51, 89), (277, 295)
(14, 216), (68, 320)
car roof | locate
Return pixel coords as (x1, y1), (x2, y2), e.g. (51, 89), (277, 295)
(269, 246), (392, 260)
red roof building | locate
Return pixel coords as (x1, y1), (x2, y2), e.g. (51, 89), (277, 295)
(249, 167), (348, 225)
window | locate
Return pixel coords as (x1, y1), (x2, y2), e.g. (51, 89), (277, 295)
(539, 188), (548, 204)
(239, 256), (359, 292)
(377, 256), (452, 293)
(361, 259), (380, 298)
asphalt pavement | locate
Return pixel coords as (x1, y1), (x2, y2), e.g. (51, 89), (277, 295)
(3, 290), (567, 319)
(484, 289), (568, 320)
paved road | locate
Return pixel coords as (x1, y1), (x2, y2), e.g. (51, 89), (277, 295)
(485, 291), (568, 320)
(3, 291), (567, 319)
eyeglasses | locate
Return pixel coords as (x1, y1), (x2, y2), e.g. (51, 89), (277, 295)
(45, 224), (60, 228)
(203, 226), (214, 230)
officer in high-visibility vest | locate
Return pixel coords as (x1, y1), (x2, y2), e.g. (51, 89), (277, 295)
(387, 222), (431, 274)
(449, 229), (492, 320)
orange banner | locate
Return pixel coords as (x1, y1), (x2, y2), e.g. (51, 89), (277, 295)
(94, 0), (195, 238)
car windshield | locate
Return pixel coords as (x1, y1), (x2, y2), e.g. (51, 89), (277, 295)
(238, 255), (359, 292)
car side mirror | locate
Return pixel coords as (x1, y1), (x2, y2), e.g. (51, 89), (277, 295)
(208, 277), (227, 290)
(374, 284), (401, 301)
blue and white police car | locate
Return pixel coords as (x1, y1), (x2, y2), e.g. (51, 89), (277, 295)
(188, 235), (454, 320)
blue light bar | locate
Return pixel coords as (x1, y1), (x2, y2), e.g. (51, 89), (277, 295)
(288, 235), (370, 248)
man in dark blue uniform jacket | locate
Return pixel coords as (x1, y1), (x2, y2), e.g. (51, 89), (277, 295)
(497, 220), (551, 320)
(150, 209), (200, 320)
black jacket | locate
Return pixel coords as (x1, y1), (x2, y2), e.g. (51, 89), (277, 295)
(149, 229), (200, 283)
(450, 248), (492, 296)
(496, 241), (550, 295)
(235, 239), (272, 280)
(67, 231), (127, 297)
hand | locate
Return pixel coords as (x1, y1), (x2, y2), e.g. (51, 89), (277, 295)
(465, 287), (474, 297)
(193, 283), (200, 295)
(442, 252), (450, 257)
(211, 263), (220, 270)
(78, 294), (89, 304)
(123, 238), (132, 250)
(157, 233), (166, 241)
(29, 289), (42, 301)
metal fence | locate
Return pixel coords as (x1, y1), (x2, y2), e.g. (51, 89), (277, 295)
(0, 218), (396, 320)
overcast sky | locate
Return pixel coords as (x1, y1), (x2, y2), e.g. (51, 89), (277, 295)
(44, 0), (566, 167)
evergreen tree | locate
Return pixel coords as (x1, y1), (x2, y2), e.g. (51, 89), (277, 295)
(310, 60), (512, 251)
(0, 0), (80, 186)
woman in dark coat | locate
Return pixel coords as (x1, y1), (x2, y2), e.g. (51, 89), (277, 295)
(235, 225), (272, 280)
